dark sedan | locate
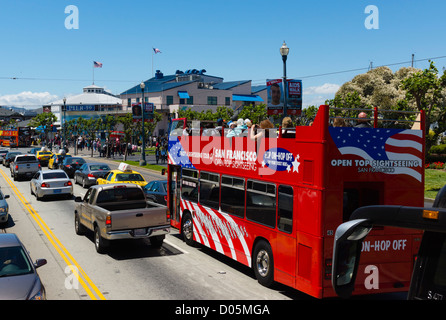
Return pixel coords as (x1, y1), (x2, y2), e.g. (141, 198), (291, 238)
(143, 180), (173, 205)
(0, 233), (47, 300)
(74, 162), (110, 188)
(60, 157), (86, 178)
(3, 151), (22, 167)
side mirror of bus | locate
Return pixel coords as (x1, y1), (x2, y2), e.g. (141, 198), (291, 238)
(433, 185), (446, 208)
(332, 219), (372, 299)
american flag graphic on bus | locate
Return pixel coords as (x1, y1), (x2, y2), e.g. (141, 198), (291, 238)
(329, 127), (423, 182)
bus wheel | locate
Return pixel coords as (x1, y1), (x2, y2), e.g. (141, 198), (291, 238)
(253, 240), (274, 287)
(182, 213), (194, 246)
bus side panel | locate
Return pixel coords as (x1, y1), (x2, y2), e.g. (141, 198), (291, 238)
(295, 231), (324, 299)
(297, 187), (323, 237)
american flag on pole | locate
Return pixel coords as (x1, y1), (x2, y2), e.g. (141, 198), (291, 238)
(153, 48), (161, 54)
(329, 127), (423, 182)
(93, 61), (103, 68)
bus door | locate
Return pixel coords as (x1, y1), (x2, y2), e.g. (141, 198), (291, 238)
(168, 165), (182, 229)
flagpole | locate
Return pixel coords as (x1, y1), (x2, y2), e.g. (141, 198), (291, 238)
(152, 49), (154, 78)
(92, 62), (95, 85)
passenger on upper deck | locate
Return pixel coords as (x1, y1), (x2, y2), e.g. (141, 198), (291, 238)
(281, 117), (295, 138)
(355, 112), (371, 128)
(333, 117), (347, 127)
(249, 119), (274, 140)
(226, 119), (245, 138)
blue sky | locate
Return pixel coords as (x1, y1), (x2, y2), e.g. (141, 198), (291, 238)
(1, 0), (446, 108)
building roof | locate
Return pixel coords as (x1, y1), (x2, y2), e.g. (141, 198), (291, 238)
(45, 85), (122, 106)
(251, 85), (267, 93)
(120, 79), (195, 96)
(212, 80), (251, 90)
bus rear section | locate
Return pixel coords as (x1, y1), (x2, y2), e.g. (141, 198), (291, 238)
(167, 105), (425, 299)
(321, 109), (425, 297)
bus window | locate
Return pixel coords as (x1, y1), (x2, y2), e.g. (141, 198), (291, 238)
(246, 180), (276, 228)
(278, 185), (293, 233)
(221, 176), (245, 218)
(343, 183), (382, 222)
(182, 169), (198, 203)
(199, 172), (219, 210)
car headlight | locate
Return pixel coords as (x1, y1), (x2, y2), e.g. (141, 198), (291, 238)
(0, 207), (7, 214)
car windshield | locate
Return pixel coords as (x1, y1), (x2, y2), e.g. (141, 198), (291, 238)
(96, 187), (145, 203)
(65, 158), (86, 164)
(90, 165), (110, 171)
(115, 173), (145, 182)
(0, 246), (32, 277)
(16, 156), (37, 162)
(38, 152), (52, 155)
(42, 172), (68, 179)
(7, 153), (20, 157)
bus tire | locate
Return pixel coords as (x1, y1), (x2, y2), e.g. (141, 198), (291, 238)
(253, 240), (274, 287)
(181, 213), (194, 246)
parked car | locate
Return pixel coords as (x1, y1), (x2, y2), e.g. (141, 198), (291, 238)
(3, 151), (22, 167)
(0, 190), (10, 225)
(60, 157), (86, 178)
(143, 180), (173, 205)
(30, 170), (73, 200)
(48, 152), (72, 169)
(0, 233), (47, 300)
(74, 162), (110, 188)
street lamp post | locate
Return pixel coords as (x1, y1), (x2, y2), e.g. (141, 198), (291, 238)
(280, 41), (289, 120)
(139, 82), (147, 166)
(63, 97), (66, 147)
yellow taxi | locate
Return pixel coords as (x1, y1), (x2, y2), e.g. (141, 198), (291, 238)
(96, 163), (148, 187)
(48, 152), (72, 169)
(36, 150), (53, 166)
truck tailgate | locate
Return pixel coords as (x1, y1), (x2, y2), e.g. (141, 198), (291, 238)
(111, 207), (168, 230)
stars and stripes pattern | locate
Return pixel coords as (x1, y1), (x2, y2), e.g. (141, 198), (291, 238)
(180, 199), (251, 267)
(329, 127), (423, 181)
(153, 48), (161, 54)
(93, 61), (103, 68)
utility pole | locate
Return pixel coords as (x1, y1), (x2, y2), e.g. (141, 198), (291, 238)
(411, 54), (414, 67)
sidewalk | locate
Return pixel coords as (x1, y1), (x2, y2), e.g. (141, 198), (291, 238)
(69, 147), (167, 174)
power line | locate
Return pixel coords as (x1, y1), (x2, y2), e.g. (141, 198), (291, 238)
(251, 55), (446, 85)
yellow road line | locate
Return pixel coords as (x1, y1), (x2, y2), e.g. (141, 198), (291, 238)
(0, 170), (106, 300)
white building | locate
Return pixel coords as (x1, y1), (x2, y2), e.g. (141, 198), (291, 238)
(44, 84), (123, 125)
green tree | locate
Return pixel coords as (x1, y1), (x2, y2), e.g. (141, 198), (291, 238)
(29, 112), (57, 143)
(400, 60), (446, 151)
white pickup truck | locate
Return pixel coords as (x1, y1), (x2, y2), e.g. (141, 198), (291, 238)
(74, 183), (170, 253)
(10, 154), (41, 181)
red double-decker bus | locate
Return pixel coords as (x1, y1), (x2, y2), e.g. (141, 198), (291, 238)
(167, 105), (425, 298)
(0, 129), (19, 147)
(0, 128), (31, 147)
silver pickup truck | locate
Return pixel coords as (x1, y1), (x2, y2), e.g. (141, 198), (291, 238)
(10, 154), (41, 181)
(74, 184), (170, 253)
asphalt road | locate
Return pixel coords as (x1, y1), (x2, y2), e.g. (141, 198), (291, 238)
(1, 146), (423, 302)
(0, 147), (305, 302)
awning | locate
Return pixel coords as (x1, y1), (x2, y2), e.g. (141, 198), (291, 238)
(178, 91), (190, 99)
(232, 94), (263, 102)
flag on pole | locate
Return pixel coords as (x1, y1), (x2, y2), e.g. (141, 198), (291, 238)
(153, 48), (161, 54)
(94, 61), (103, 68)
